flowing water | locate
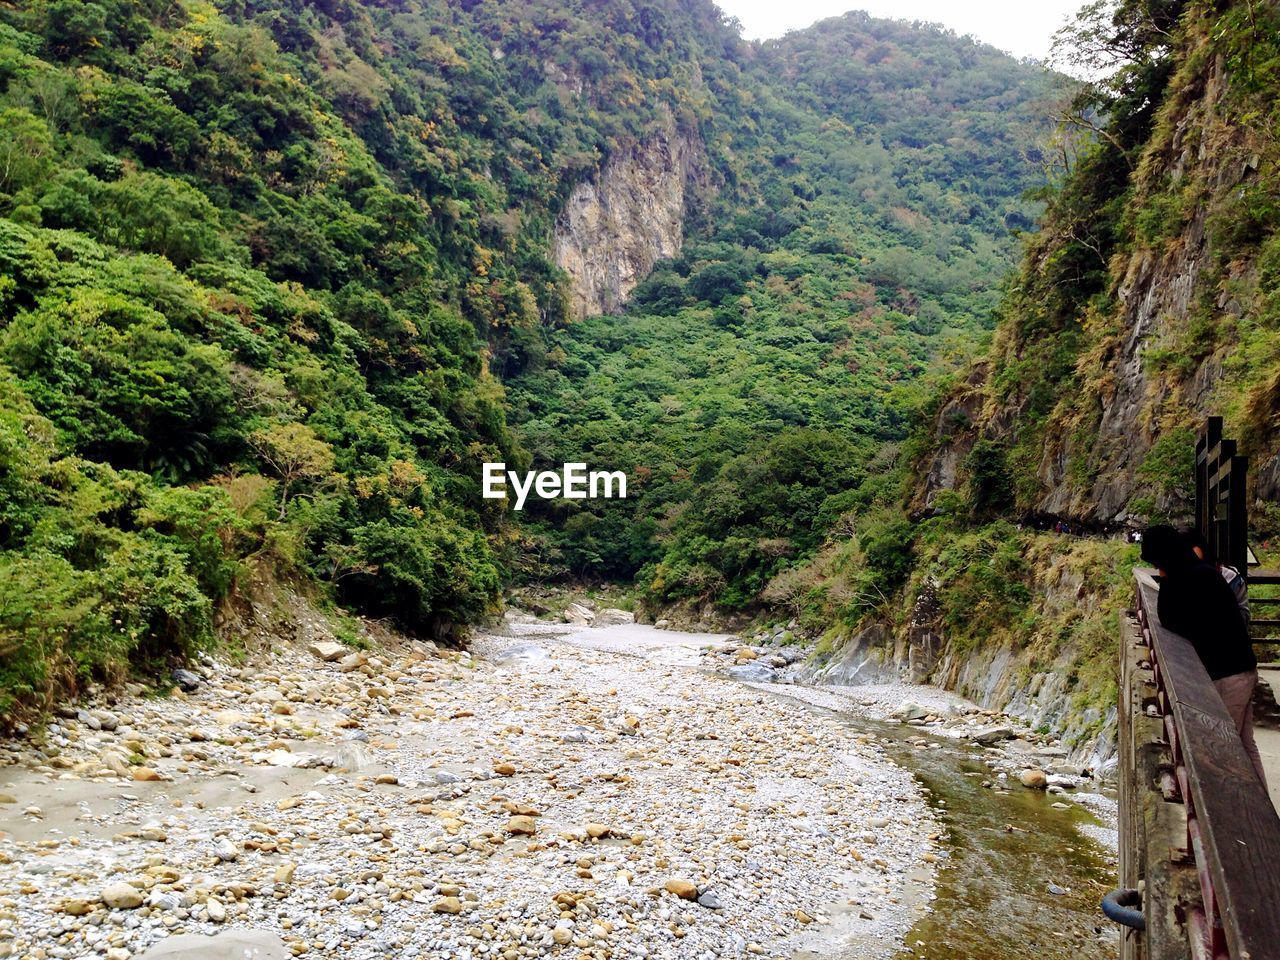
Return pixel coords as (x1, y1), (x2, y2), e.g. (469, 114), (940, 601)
(767, 691), (1119, 960)
(874, 723), (1117, 960)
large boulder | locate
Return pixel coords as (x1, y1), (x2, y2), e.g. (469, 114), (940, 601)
(308, 641), (346, 662)
(101, 882), (144, 909)
(562, 602), (596, 625)
(1018, 769), (1049, 789)
(970, 726), (1016, 746)
(595, 607), (635, 626)
(890, 702), (929, 722)
(725, 663), (777, 683)
(664, 879), (698, 900)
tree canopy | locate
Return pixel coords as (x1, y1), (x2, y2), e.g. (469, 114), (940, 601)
(0, 0), (1063, 713)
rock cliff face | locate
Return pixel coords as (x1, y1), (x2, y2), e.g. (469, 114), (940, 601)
(1030, 54), (1260, 522)
(554, 120), (708, 319)
(797, 634), (1118, 768)
(916, 39), (1280, 524)
(886, 14), (1280, 764)
(794, 555), (1119, 768)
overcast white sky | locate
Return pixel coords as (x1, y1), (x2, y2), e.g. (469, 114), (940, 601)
(716, 0), (1084, 62)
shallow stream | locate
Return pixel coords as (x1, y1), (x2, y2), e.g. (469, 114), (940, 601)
(544, 621), (1119, 959)
(760, 689), (1118, 960)
(873, 722), (1117, 960)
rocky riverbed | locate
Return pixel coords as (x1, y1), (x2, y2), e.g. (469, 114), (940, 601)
(0, 615), (942, 960)
(699, 634), (1119, 851)
(560, 618), (1119, 959)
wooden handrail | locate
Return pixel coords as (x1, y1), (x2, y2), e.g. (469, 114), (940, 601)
(1134, 570), (1280, 960)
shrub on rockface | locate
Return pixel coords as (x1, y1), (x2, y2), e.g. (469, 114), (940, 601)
(859, 510), (916, 594)
(337, 517), (503, 639)
(922, 520), (1034, 654)
(964, 439), (1016, 519)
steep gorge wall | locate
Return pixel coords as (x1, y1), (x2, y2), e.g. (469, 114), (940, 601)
(1032, 48), (1271, 521)
(794, 536), (1125, 769)
(864, 5), (1280, 766)
(554, 118), (709, 319)
(916, 20), (1280, 525)
(800, 634), (1118, 768)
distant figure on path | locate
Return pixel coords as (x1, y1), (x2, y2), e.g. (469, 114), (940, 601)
(1141, 525), (1267, 786)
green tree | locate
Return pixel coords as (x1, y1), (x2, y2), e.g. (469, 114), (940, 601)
(103, 173), (226, 267)
(249, 422), (335, 519)
(0, 108), (52, 193)
(965, 439), (1016, 518)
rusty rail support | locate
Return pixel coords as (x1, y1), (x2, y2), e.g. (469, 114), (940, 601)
(1195, 417), (1249, 577)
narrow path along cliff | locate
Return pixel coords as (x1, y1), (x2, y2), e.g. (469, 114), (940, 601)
(0, 618), (1116, 960)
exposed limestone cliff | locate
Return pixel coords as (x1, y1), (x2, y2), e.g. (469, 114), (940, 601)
(1030, 52), (1259, 521)
(881, 8), (1280, 766)
(913, 365), (988, 516)
(554, 120), (708, 319)
(797, 627), (1118, 768)
(794, 536), (1125, 768)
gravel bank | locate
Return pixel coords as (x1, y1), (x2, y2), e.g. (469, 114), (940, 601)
(0, 622), (938, 960)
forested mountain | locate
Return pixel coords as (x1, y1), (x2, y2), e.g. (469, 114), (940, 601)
(916, 0), (1280, 528)
(0, 0), (1062, 715)
(508, 14), (1061, 605)
(0, 0), (742, 711)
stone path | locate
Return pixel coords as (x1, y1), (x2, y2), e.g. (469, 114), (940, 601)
(0, 619), (939, 960)
(1256, 667), (1280, 812)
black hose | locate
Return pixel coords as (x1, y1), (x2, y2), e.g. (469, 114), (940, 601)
(1101, 888), (1146, 930)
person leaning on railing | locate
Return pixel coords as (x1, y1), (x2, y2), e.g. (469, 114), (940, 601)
(1141, 524), (1268, 787)
(1182, 527), (1250, 630)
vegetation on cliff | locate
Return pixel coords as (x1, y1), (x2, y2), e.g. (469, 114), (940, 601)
(919, 0), (1280, 528)
(0, 0), (1065, 714)
(0, 0), (747, 713)
(752, 0), (1280, 745)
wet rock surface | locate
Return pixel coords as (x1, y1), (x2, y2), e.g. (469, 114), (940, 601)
(0, 618), (938, 960)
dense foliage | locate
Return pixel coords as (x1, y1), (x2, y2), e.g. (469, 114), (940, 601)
(922, 0), (1280, 527)
(0, 0), (759, 712)
(0, 0), (1067, 714)
(509, 14), (1060, 609)
(743, 0), (1280, 750)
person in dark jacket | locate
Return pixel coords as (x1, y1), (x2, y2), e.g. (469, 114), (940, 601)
(1181, 528), (1249, 629)
(1142, 525), (1267, 786)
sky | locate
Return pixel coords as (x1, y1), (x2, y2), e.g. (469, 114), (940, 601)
(715, 0), (1084, 63)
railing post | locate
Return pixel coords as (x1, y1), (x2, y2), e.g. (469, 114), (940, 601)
(1227, 453), (1248, 577)
(1196, 417), (1223, 548)
(1194, 418), (1249, 577)
(1123, 584), (1195, 960)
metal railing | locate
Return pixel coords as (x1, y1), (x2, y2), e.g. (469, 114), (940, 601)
(1133, 570), (1280, 960)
